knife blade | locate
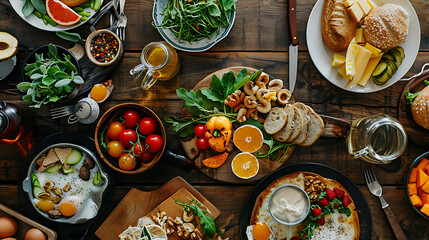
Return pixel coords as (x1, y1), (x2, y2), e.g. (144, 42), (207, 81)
(288, 0), (299, 93)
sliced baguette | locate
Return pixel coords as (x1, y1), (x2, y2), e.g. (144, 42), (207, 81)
(293, 102), (310, 145)
(264, 107), (287, 135)
(288, 105), (303, 142)
(300, 106), (325, 146)
(273, 105), (295, 142)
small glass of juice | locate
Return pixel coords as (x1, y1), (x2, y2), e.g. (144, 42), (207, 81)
(130, 41), (180, 90)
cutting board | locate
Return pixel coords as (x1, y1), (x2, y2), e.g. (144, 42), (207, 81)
(398, 69), (429, 147)
(180, 66), (296, 184)
(95, 177), (220, 239)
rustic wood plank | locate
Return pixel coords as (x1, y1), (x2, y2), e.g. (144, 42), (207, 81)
(0, 185), (427, 239)
(1, 0), (428, 51)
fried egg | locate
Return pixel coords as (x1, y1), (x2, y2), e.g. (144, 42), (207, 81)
(246, 223), (276, 240)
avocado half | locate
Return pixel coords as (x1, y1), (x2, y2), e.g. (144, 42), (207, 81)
(0, 32), (18, 62)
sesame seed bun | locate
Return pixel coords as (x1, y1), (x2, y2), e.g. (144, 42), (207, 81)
(411, 86), (429, 130)
(363, 4), (409, 50)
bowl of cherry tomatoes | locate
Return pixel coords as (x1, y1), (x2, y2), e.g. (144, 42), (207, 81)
(94, 103), (166, 174)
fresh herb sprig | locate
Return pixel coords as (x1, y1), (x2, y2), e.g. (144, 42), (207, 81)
(17, 44), (84, 108)
(404, 79), (429, 105)
(176, 199), (222, 238)
(154, 0), (237, 43)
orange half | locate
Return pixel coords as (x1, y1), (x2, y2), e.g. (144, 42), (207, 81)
(233, 125), (263, 153)
(231, 152), (259, 179)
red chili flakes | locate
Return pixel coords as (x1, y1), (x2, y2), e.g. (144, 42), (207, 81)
(90, 33), (119, 63)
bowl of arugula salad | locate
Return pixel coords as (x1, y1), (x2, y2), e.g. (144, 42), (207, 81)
(17, 44), (83, 108)
(152, 0), (237, 52)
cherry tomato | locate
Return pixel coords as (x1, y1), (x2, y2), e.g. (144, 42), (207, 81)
(196, 137), (209, 150)
(194, 124), (207, 138)
(107, 140), (125, 158)
(119, 129), (137, 147)
(138, 117), (157, 136)
(107, 121), (126, 140)
(140, 150), (154, 163)
(123, 110), (140, 129)
(130, 143), (144, 158)
(118, 153), (136, 171)
(145, 134), (164, 153)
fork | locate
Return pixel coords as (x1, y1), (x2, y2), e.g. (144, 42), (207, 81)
(50, 105), (74, 119)
(117, 0), (127, 41)
(364, 168), (407, 240)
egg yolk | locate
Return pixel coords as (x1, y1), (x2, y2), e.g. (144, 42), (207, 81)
(90, 84), (108, 102)
(59, 202), (77, 217)
(36, 200), (55, 212)
(252, 223), (271, 240)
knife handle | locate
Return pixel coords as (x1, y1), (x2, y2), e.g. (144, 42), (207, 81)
(288, 0), (299, 46)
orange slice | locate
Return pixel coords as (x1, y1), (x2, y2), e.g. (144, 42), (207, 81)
(202, 152), (229, 168)
(46, 0), (81, 26)
(231, 153), (259, 179)
(233, 125), (263, 153)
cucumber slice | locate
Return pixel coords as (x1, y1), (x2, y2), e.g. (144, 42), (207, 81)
(385, 59), (397, 73)
(396, 47), (405, 59)
(385, 64), (393, 77)
(93, 171), (103, 186)
(33, 186), (44, 199)
(31, 173), (42, 188)
(391, 52), (402, 66)
(372, 61), (388, 77)
(66, 149), (83, 165)
(390, 49), (402, 59)
(62, 166), (75, 174)
(383, 54), (395, 62)
(46, 162), (62, 173)
(374, 72), (391, 85)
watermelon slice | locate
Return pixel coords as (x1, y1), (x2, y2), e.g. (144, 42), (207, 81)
(46, 0), (82, 26)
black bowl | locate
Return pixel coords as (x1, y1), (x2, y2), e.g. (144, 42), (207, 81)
(21, 45), (82, 103)
(404, 151), (429, 221)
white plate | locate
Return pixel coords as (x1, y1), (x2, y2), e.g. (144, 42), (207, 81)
(307, 0), (420, 93)
(152, 0), (236, 52)
(9, 0), (103, 32)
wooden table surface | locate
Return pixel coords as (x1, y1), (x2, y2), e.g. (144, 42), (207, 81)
(1, 0), (429, 239)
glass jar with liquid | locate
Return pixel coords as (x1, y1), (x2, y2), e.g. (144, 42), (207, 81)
(130, 41), (180, 90)
(347, 114), (407, 164)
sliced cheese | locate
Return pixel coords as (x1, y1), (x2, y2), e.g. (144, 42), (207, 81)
(332, 53), (346, 67)
(345, 40), (359, 76)
(344, 0), (357, 8)
(357, 0), (372, 15)
(338, 64), (352, 80)
(346, 46), (373, 87)
(355, 28), (366, 44)
(364, 43), (382, 56)
(347, 3), (365, 22)
(366, 0), (377, 9)
(358, 55), (383, 87)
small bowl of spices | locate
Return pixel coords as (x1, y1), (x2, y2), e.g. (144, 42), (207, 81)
(85, 29), (122, 66)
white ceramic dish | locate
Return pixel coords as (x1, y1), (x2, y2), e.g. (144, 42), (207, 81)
(306, 0), (420, 93)
(152, 0), (236, 52)
(9, 0), (103, 32)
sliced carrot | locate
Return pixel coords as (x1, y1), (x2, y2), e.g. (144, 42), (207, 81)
(416, 158), (429, 171)
(422, 180), (429, 194)
(410, 194), (423, 207)
(409, 168), (418, 183)
(421, 204), (429, 217)
(202, 152), (229, 168)
(417, 169), (429, 188)
(408, 183), (418, 196)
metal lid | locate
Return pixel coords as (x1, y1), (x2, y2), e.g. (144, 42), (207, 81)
(0, 112), (8, 133)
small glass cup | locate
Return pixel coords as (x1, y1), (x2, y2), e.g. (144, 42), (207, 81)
(130, 41), (180, 90)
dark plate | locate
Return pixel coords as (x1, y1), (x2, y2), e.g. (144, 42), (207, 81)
(404, 151), (429, 221)
(239, 163), (372, 239)
(18, 132), (115, 237)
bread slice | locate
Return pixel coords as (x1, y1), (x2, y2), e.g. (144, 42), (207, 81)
(54, 147), (72, 164)
(300, 106), (325, 146)
(273, 105), (295, 142)
(264, 107), (287, 135)
(43, 148), (60, 166)
(288, 105), (303, 142)
(293, 102), (310, 145)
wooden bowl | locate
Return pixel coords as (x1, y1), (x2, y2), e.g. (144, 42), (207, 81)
(85, 29), (122, 66)
(404, 151), (429, 221)
(95, 103), (166, 174)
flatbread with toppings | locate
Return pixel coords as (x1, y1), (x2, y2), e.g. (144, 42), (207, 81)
(249, 172), (359, 240)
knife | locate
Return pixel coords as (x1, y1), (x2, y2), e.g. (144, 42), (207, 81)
(288, 0), (299, 93)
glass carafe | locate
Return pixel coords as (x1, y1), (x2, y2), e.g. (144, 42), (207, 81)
(347, 114), (407, 164)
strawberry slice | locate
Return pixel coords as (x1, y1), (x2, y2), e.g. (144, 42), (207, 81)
(312, 207), (322, 217)
(326, 188), (336, 201)
(317, 198), (328, 206)
(333, 203), (339, 209)
(315, 216), (326, 226)
(342, 195), (351, 207)
(334, 187), (345, 200)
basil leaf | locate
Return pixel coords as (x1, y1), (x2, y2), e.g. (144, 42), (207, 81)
(222, 0), (237, 10)
(63, 84), (74, 93)
(207, 4), (221, 17)
(48, 44), (57, 57)
(49, 95), (59, 102)
(198, 88), (223, 103)
(40, 65), (47, 74)
(72, 75), (84, 84)
(22, 0), (35, 17)
(24, 63), (36, 71)
(54, 78), (72, 87)
(22, 95), (33, 102)
(54, 71), (68, 80)
(30, 73), (43, 80)
(56, 31), (82, 43)
(220, 71), (235, 97)
(42, 76), (55, 86)
(47, 66), (60, 75)
(17, 82), (32, 91)
(30, 0), (45, 14)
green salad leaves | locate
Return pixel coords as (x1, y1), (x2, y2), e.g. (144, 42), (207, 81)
(17, 44), (84, 108)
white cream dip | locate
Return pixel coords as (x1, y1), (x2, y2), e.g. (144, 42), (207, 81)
(270, 186), (308, 223)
